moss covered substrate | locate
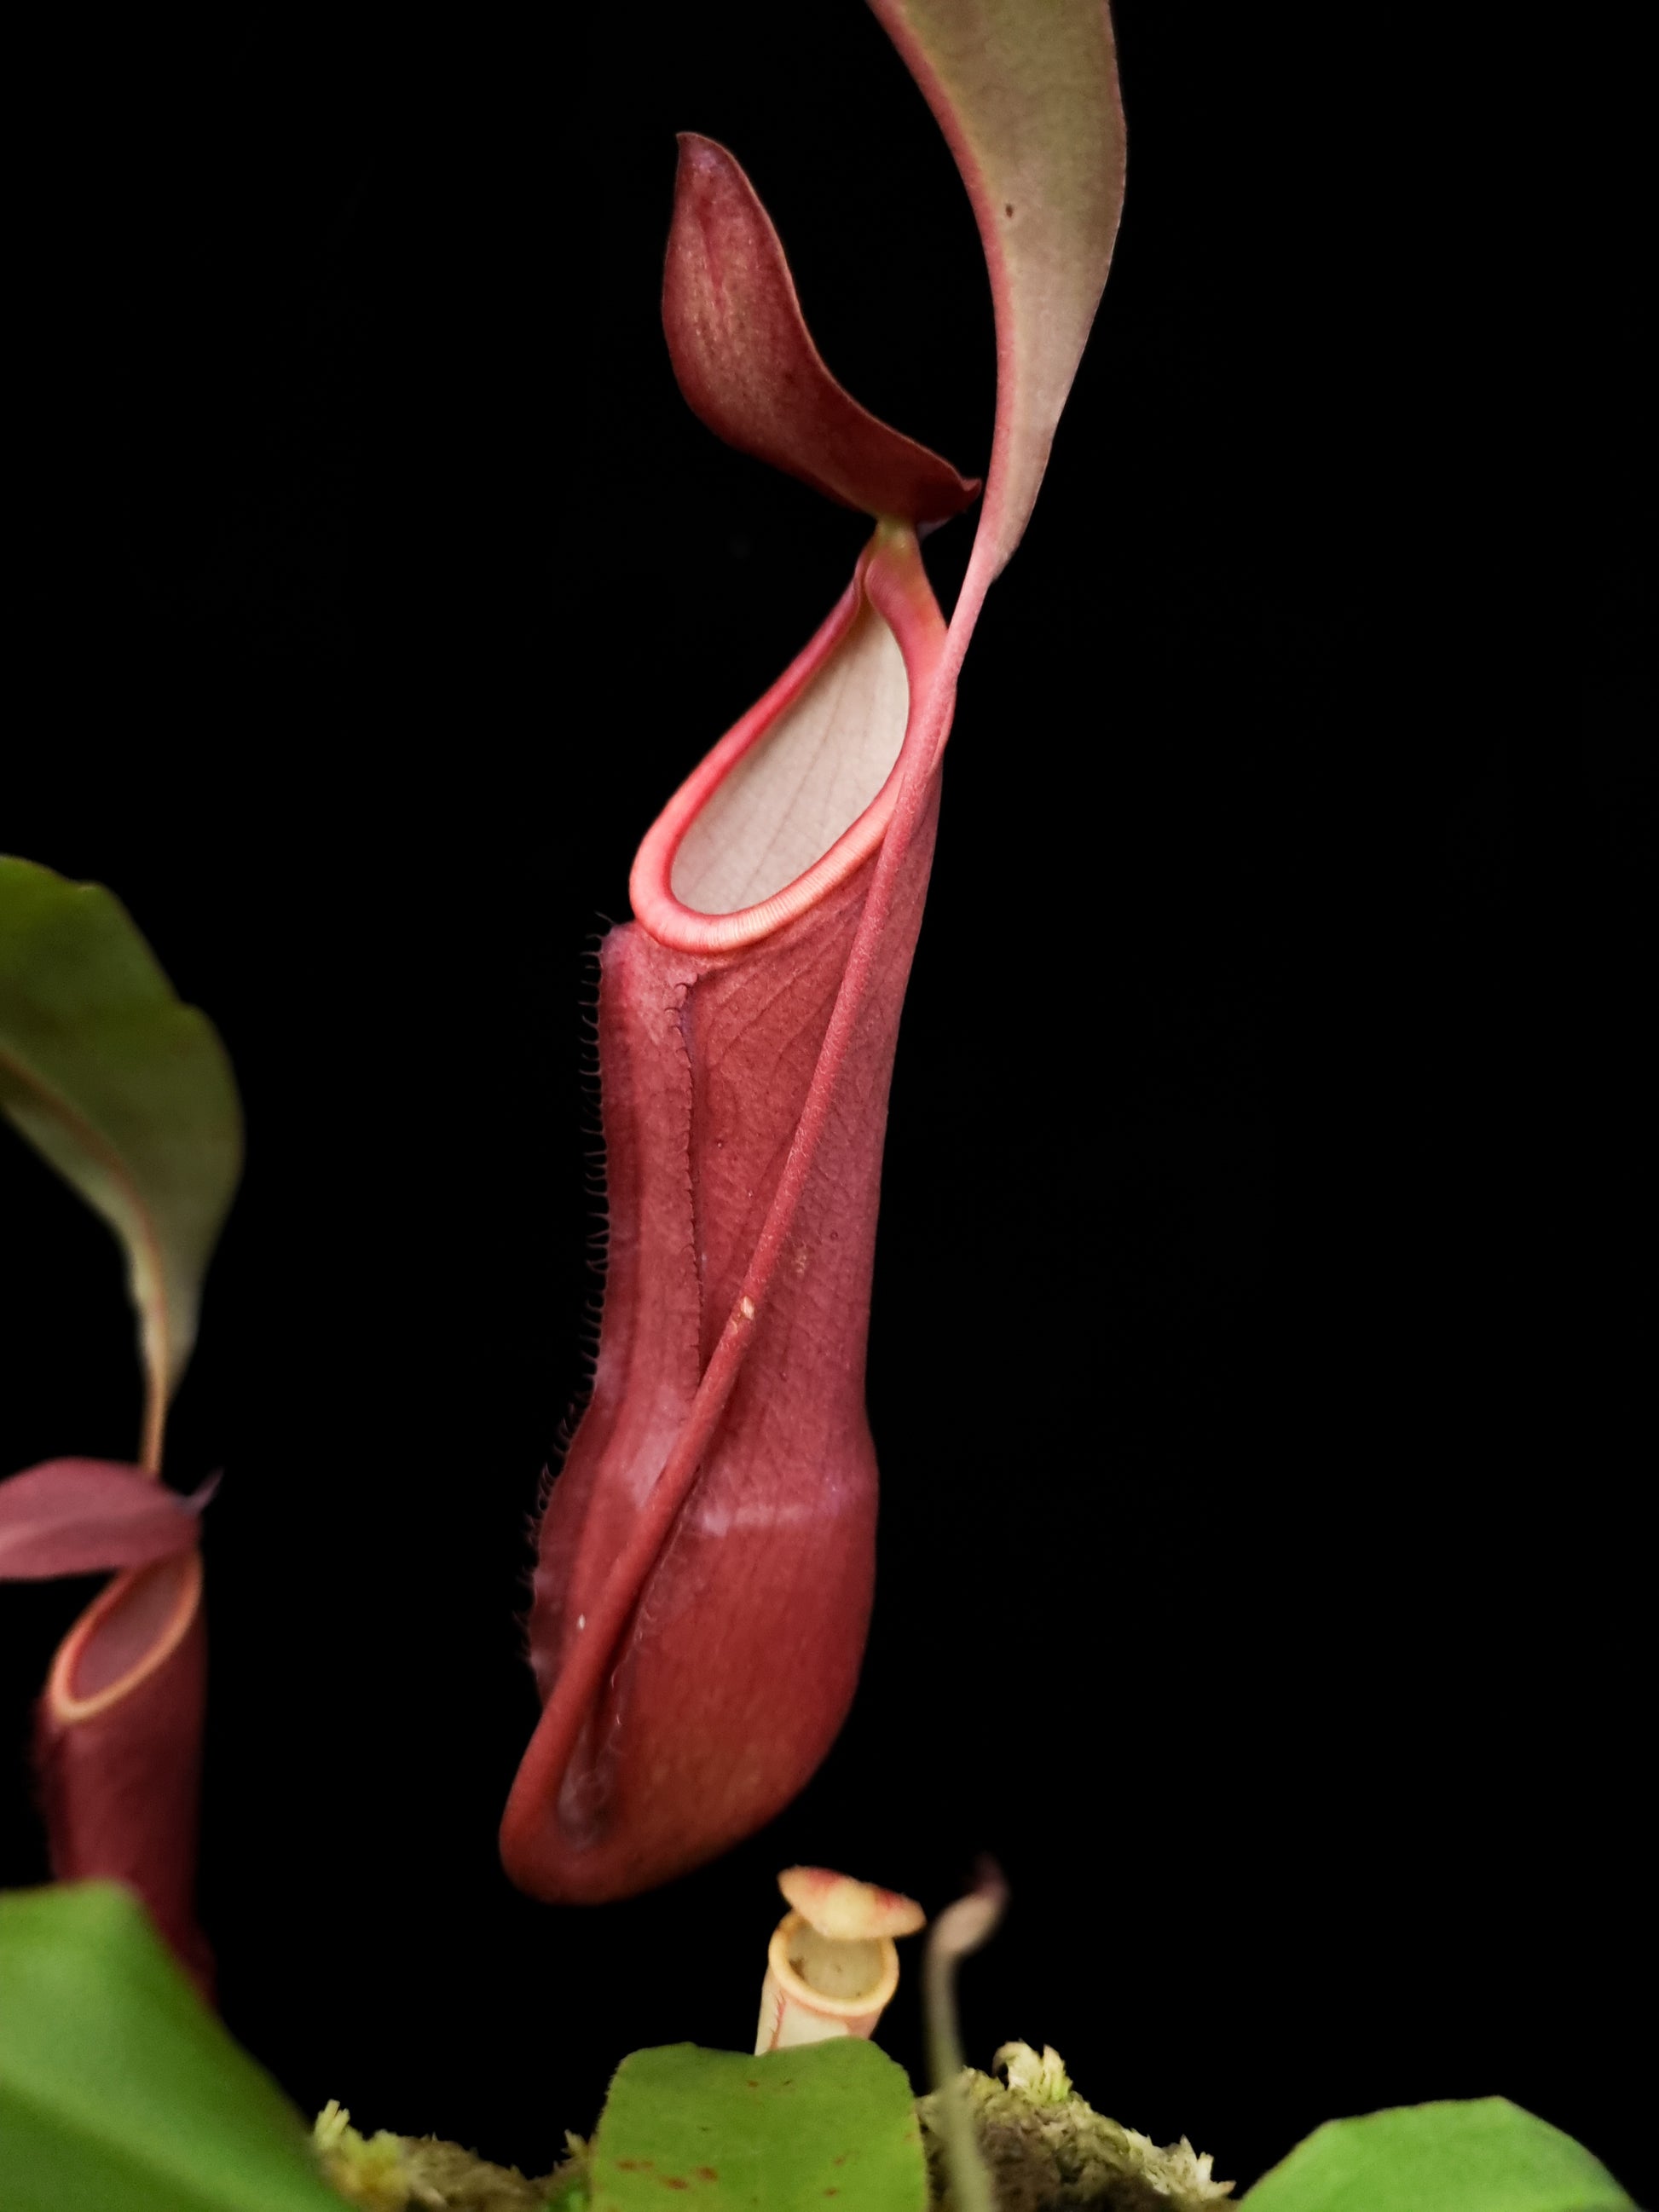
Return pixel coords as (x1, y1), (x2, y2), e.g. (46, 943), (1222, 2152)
(314, 2040), (1233, 2211)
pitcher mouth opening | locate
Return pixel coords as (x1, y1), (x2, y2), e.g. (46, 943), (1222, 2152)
(48, 1550), (202, 1724)
(628, 523), (948, 957)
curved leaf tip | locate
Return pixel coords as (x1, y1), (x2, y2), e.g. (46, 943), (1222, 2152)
(869, 0), (1126, 582)
(0, 856), (242, 1469)
(663, 132), (980, 525)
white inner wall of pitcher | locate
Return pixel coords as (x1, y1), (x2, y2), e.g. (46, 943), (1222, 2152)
(671, 596), (908, 915)
(787, 1921), (885, 2001)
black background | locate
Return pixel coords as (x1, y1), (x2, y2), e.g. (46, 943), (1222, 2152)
(3, 3), (1650, 2200)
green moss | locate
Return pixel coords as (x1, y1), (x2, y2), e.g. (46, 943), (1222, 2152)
(311, 2102), (585, 2212)
(915, 2044), (1234, 2212)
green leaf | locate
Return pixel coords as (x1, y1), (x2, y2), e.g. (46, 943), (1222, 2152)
(0, 858), (241, 1467)
(1244, 2098), (1635, 2212)
(869, 0), (1126, 581)
(587, 2040), (928, 2212)
(0, 1882), (345, 2212)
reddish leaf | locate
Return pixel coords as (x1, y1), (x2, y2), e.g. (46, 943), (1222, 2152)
(663, 135), (980, 525)
(0, 1458), (213, 1580)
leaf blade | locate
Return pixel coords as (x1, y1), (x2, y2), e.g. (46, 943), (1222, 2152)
(589, 2041), (928, 2212)
(869, 0), (1126, 580)
(0, 1882), (344, 2212)
(1243, 2098), (1635, 2212)
(0, 858), (242, 1464)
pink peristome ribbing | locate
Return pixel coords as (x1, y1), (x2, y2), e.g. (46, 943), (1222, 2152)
(663, 135), (980, 526)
